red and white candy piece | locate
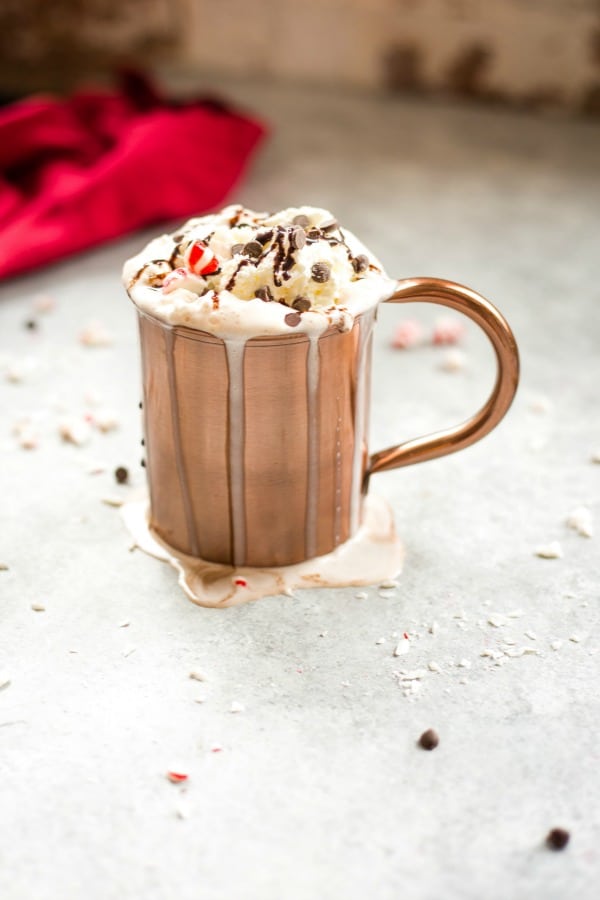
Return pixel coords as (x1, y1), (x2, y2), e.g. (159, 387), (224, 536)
(185, 240), (220, 276)
(162, 267), (205, 295)
(432, 316), (465, 346)
(391, 319), (423, 349)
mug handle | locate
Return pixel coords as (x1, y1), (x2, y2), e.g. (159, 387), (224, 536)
(366, 277), (520, 480)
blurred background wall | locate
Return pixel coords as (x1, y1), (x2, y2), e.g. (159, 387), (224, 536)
(1, 0), (599, 115)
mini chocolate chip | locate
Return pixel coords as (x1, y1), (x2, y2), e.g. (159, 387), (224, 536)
(320, 219), (338, 232)
(115, 466), (129, 484)
(311, 262), (331, 283)
(291, 227), (306, 250)
(231, 243), (244, 256)
(306, 228), (321, 240)
(255, 286), (273, 302)
(546, 828), (570, 850)
(418, 728), (439, 751)
(256, 229), (273, 245)
(25, 319), (37, 330)
(352, 254), (369, 274)
(242, 240), (263, 259)
(140, 459), (146, 468)
(292, 214), (309, 227)
(284, 312), (302, 327)
(292, 296), (311, 312)
(141, 438), (145, 446)
(138, 401), (143, 409)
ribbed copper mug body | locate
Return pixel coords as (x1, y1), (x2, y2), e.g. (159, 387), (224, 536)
(138, 310), (375, 567)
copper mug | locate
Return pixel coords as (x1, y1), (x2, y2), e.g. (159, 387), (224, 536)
(137, 278), (519, 567)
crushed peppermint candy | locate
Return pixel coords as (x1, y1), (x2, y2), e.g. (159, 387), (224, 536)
(550, 640), (563, 651)
(391, 319), (423, 349)
(92, 408), (120, 433)
(393, 635), (410, 657)
(566, 507), (593, 538)
(535, 542), (562, 559)
(439, 349), (466, 372)
(166, 771), (189, 784)
(58, 417), (92, 446)
(79, 321), (114, 347)
(189, 670), (207, 682)
(233, 577), (248, 587)
(432, 317), (465, 346)
(428, 661), (442, 673)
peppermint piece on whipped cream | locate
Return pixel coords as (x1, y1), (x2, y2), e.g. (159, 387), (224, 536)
(123, 205), (397, 340)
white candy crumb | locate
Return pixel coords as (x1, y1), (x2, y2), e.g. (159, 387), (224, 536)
(32, 293), (56, 313)
(5, 356), (37, 383)
(503, 646), (539, 658)
(189, 670), (207, 682)
(429, 621), (439, 635)
(566, 507), (593, 538)
(194, 695), (206, 704)
(123, 647), (137, 658)
(375, 638), (386, 645)
(428, 661), (442, 673)
(393, 637), (410, 657)
(0, 675), (11, 691)
(488, 615), (508, 627)
(591, 449), (600, 464)
(458, 677), (468, 685)
(379, 579), (399, 590)
(31, 603), (46, 612)
(58, 417), (92, 447)
(524, 631), (537, 641)
(439, 349), (466, 372)
(0, 563), (9, 571)
(569, 634), (583, 643)
(230, 701), (244, 713)
(93, 408), (120, 433)
(507, 609), (524, 618)
(535, 542), (562, 559)
(457, 659), (472, 669)
(83, 390), (103, 407)
(550, 640), (563, 651)
(396, 669), (427, 681)
(79, 321), (114, 347)
(118, 621), (130, 628)
(101, 496), (124, 508)
(18, 427), (38, 450)
(481, 649), (504, 660)
(354, 591), (368, 600)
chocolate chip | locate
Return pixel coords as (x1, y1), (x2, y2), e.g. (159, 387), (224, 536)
(292, 296), (311, 313)
(292, 214), (309, 227)
(138, 401), (143, 409)
(256, 229), (273, 245)
(418, 728), (439, 751)
(115, 466), (129, 484)
(242, 241), (263, 259)
(284, 312), (302, 327)
(255, 286), (273, 302)
(311, 262), (331, 283)
(546, 828), (570, 850)
(306, 228), (321, 240)
(141, 438), (145, 446)
(291, 227), (306, 250)
(140, 459), (146, 468)
(352, 254), (369, 274)
(320, 219), (338, 233)
(231, 243), (244, 256)
(25, 319), (37, 330)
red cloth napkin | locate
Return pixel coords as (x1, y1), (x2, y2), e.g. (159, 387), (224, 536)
(0, 71), (266, 280)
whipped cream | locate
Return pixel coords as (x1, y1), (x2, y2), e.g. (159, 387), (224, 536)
(123, 205), (396, 339)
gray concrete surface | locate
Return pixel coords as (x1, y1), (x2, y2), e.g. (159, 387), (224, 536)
(1, 80), (599, 900)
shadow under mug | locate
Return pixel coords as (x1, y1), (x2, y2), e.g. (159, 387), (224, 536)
(136, 278), (519, 567)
